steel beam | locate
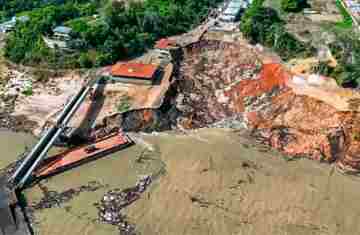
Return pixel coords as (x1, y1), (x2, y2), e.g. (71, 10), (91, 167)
(17, 85), (92, 188)
(10, 85), (87, 186)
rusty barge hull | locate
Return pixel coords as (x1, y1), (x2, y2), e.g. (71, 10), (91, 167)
(35, 133), (133, 179)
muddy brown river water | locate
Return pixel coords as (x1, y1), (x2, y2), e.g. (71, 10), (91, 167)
(2, 129), (360, 235)
(0, 130), (36, 168)
(0, 130), (164, 235)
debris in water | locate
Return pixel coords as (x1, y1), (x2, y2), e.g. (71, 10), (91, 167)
(95, 175), (152, 235)
(32, 181), (105, 210)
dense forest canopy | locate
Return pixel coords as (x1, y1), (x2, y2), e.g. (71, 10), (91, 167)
(3, 0), (223, 69)
(0, 0), (97, 21)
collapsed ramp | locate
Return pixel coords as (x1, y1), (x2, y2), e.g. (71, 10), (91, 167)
(11, 79), (93, 188)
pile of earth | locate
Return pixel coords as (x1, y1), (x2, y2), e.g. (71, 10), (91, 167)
(246, 84), (360, 175)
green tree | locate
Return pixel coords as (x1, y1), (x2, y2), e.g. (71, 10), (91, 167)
(327, 31), (360, 87)
(103, 1), (126, 28)
(281, 0), (307, 12)
(95, 52), (111, 67)
(4, 0), (226, 68)
(79, 53), (93, 68)
(240, 6), (311, 60)
(240, 7), (282, 44)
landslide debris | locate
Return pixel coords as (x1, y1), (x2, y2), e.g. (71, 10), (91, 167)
(2, 34), (360, 176)
(174, 39), (360, 174)
(175, 40), (262, 128)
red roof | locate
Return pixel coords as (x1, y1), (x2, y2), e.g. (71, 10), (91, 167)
(111, 63), (159, 80)
(155, 38), (177, 49)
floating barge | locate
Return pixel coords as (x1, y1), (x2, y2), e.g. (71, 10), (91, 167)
(34, 132), (133, 178)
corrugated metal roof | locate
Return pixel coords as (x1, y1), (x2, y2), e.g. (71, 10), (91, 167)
(53, 26), (72, 34)
(111, 63), (159, 80)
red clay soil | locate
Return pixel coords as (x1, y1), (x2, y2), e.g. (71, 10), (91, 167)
(238, 65), (360, 173)
(239, 63), (289, 97)
(224, 64), (347, 163)
(220, 63), (347, 164)
(177, 44), (360, 173)
(248, 91), (347, 161)
(142, 110), (154, 123)
(224, 63), (290, 112)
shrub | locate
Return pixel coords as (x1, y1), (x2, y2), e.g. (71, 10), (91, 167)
(281, 0), (307, 12)
(335, 0), (353, 29)
(240, 6), (311, 60)
(117, 95), (131, 113)
(22, 86), (33, 96)
(95, 53), (111, 67)
(79, 53), (93, 68)
(327, 31), (360, 87)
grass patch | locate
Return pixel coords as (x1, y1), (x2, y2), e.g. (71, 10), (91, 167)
(22, 86), (33, 96)
(335, 0), (353, 29)
(117, 95), (131, 113)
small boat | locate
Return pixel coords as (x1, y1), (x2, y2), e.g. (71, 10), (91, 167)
(34, 132), (133, 178)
